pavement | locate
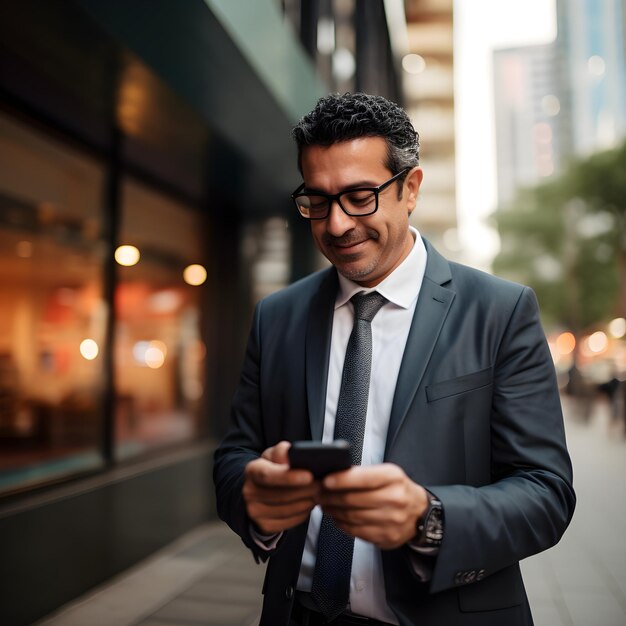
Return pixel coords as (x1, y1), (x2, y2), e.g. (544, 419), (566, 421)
(36, 396), (626, 626)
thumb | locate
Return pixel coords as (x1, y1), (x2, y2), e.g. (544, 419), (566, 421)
(262, 440), (291, 465)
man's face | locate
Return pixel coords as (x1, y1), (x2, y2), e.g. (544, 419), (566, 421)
(301, 137), (422, 287)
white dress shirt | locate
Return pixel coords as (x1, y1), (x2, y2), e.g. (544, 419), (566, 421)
(296, 227), (427, 624)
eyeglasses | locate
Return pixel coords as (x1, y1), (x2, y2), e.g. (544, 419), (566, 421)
(291, 168), (410, 220)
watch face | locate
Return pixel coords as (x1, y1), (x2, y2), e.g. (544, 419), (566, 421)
(422, 500), (443, 543)
(425, 507), (443, 542)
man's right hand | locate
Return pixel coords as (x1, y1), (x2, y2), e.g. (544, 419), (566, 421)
(243, 441), (321, 534)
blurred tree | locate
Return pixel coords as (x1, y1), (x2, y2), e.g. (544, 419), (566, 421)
(573, 141), (626, 318)
(493, 140), (626, 332)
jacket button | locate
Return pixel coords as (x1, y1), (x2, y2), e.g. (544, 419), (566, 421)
(285, 585), (294, 600)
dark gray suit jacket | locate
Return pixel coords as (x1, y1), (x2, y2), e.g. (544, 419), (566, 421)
(213, 239), (575, 626)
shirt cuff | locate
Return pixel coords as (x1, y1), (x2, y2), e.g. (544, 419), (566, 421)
(406, 541), (438, 581)
(407, 539), (439, 556)
(249, 523), (283, 551)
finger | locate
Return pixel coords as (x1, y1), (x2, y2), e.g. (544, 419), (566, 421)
(318, 486), (390, 509)
(323, 463), (404, 490)
(246, 458), (314, 487)
(263, 440), (291, 464)
(332, 520), (410, 549)
(248, 498), (317, 521)
(247, 498), (317, 533)
(323, 504), (407, 526)
(245, 482), (321, 505)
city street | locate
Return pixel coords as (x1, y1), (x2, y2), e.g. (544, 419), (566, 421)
(522, 396), (626, 626)
(37, 396), (626, 626)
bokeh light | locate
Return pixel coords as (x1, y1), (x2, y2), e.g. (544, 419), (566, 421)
(133, 340), (167, 369)
(183, 264), (207, 286)
(115, 245), (140, 266)
(587, 331), (609, 354)
(79, 338), (99, 360)
(556, 332), (576, 356)
(608, 317), (626, 339)
(402, 53), (426, 74)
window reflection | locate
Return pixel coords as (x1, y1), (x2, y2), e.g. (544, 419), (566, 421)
(114, 179), (205, 459)
(0, 113), (105, 493)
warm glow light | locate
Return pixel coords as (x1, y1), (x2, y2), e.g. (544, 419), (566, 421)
(115, 245), (140, 266)
(145, 346), (165, 369)
(556, 332), (576, 356)
(587, 331), (609, 354)
(80, 338), (99, 360)
(133, 340), (167, 368)
(148, 290), (182, 313)
(402, 53), (426, 74)
(183, 264), (207, 286)
(608, 317), (626, 339)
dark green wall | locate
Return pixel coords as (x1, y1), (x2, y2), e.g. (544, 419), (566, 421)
(0, 445), (214, 626)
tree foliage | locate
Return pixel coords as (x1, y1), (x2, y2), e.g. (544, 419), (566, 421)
(493, 140), (626, 331)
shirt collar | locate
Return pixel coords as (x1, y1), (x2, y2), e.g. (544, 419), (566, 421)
(335, 226), (427, 310)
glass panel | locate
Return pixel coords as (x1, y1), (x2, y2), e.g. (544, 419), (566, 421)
(243, 217), (291, 302)
(115, 178), (206, 459)
(0, 112), (106, 494)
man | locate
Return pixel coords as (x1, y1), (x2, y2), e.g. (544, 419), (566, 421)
(213, 93), (575, 626)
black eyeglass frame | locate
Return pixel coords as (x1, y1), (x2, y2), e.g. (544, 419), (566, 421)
(291, 167), (411, 220)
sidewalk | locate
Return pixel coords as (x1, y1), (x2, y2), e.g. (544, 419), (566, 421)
(37, 397), (626, 626)
(521, 396), (626, 626)
(36, 523), (266, 626)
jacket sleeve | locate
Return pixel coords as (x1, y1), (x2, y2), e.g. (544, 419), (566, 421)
(213, 301), (272, 562)
(427, 287), (576, 593)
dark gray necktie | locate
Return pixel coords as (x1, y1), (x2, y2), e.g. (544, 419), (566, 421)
(311, 291), (388, 621)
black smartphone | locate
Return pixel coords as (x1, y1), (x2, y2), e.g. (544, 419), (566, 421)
(288, 440), (352, 479)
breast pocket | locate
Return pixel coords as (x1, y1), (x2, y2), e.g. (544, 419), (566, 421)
(425, 366), (493, 403)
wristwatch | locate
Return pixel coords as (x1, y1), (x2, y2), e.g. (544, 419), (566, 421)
(415, 491), (444, 547)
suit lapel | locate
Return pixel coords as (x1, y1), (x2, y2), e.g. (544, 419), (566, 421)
(385, 240), (455, 456)
(305, 268), (338, 441)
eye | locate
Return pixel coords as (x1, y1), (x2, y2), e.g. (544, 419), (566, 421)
(344, 191), (375, 207)
(308, 196), (328, 209)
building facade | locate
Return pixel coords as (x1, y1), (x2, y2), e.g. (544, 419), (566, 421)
(0, 1), (404, 623)
(403, 0), (458, 256)
(493, 43), (560, 206)
(556, 0), (626, 159)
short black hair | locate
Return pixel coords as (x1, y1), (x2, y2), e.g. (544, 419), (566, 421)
(292, 92), (420, 175)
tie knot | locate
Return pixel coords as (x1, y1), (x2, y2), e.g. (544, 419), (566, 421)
(351, 291), (387, 322)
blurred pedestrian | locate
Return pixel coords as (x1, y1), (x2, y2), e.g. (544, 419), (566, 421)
(214, 93), (575, 626)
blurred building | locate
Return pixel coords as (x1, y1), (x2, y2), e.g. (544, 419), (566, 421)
(493, 0), (626, 207)
(556, 0), (626, 159)
(0, 1), (403, 624)
(493, 43), (560, 206)
(403, 0), (459, 257)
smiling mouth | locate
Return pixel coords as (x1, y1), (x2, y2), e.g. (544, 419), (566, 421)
(333, 240), (367, 253)
(322, 229), (378, 254)
(336, 240), (365, 248)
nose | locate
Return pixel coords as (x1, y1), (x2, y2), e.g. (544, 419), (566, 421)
(325, 199), (356, 237)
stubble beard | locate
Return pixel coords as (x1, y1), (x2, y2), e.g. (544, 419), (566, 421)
(321, 227), (380, 284)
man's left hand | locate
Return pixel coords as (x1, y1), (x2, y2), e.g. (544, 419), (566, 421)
(318, 463), (429, 549)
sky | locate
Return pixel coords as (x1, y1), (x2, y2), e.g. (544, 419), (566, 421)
(453, 0), (557, 269)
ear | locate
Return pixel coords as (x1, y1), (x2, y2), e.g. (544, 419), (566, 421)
(405, 166), (423, 215)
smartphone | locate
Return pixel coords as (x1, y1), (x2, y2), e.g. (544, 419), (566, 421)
(288, 440), (352, 479)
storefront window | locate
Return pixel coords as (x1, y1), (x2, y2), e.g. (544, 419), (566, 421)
(0, 113), (106, 494)
(114, 178), (206, 459)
